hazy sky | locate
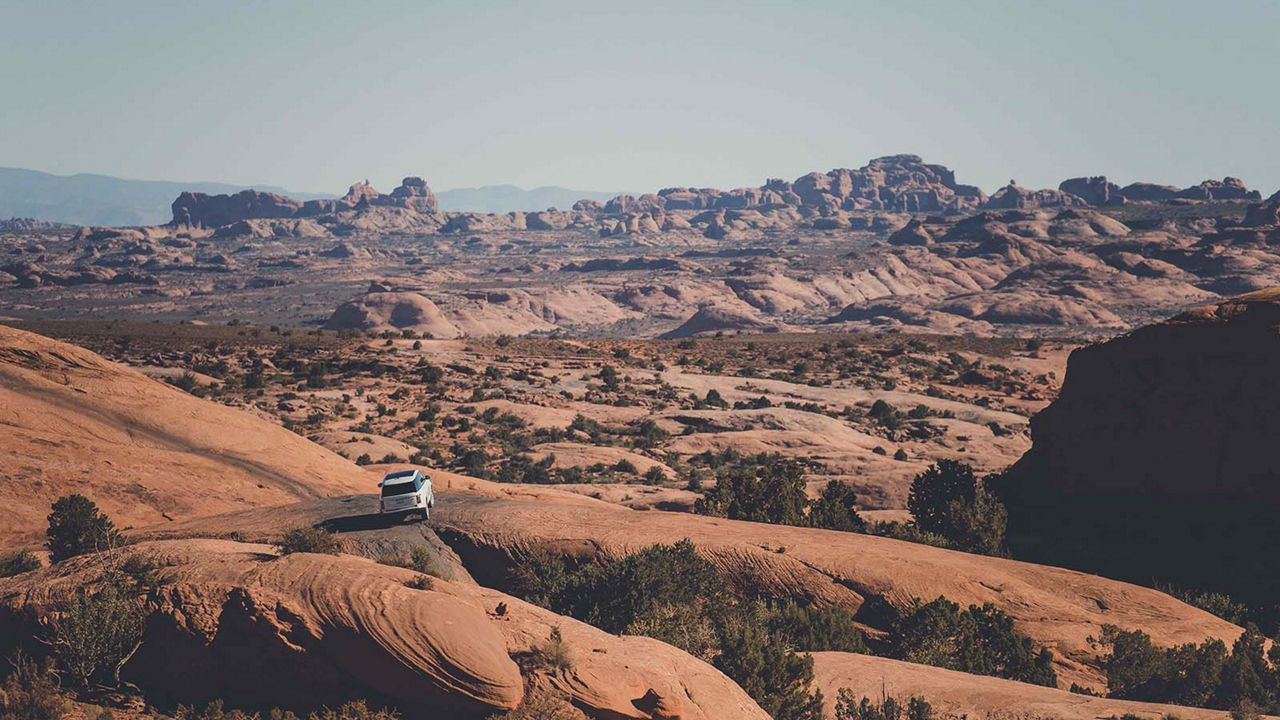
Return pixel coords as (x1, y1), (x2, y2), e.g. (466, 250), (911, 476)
(2, 0), (1277, 196)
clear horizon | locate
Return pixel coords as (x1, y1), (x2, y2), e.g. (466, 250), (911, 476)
(2, 0), (1277, 197)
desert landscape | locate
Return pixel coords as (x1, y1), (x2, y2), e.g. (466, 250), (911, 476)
(4, 3), (1280, 720)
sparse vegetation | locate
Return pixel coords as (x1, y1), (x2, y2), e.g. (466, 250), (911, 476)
(277, 526), (342, 555)
(46, 495), (121, 563)
(0, 550), (42, 577)
(907, 461), (1007, 556)
(0, 653), (70, 720)
(1096, 624), (1280, 712)
(488, 691), (583, 720)
(41, 580), (146, 689)
(834, 691), (936, 720)
(694, 454), (864, 532)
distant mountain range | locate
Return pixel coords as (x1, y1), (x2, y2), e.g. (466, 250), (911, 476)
(0, 167), (332, 227)
(434, 185), (621, 213)
(0, 167), (621, 226)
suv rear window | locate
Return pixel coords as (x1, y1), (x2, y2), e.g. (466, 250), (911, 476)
(381, 482), (416, 498)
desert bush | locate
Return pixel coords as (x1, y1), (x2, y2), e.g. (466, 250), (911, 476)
(695, 455), (867, 533)
(175, 699), (398, 720)
(378, 546), (443, 579)
(907, 460), (975, 537)
(42, 581), (145, 689)
(530, 627), (573, 671)
(277, 527), (342, 555)
(46, 495), (122, 563)
(510, 540), (837, 718)
(0, 550), (41, 578)
(489, 691), (584, 720)
(1094, 623), (1274, 710)
(713, 608), (824, 720)
(695, 454), (809, 526)
(906, 461), (1006, 555)
(885, 597), (1056, 687)
(834, 690), (935, 720)
(766, 600), (869, 654)
(805, 481), (866, 533)
(0, 652), (70, 720)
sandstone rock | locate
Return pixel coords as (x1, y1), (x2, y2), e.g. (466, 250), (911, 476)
(1116, 182), (1181, 202)
(660, 304), (783, 337)
(982, 183), (1088, 210)
(1058, 176), (1122, 206)
(1241, 200), (1280, 227)
(888, 218), (933, 245)
(0, 326), (371, 544)
(171, 189), (303, 227)
(999, 288), (1280, 603)
(383, 176), (439, 213)
(1176, 176), (1260, 201)
(325, 291), (462, 338)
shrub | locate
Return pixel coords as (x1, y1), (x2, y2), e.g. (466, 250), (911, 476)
(489, 691), (584, 720)
(944, 486), (1007, 556)
(378, 546), (443, 579)
(695, 455), (809, 527)
(42, 581), (145, 688)
(766, 600), (870, 653)
(404, 576), (433, 591)
(0, 550), (42, 577)
(1096, 624), (1246, 709)
(713, 610), (824, 720)
(885, 597), (1057, 687)
(907, 461), (975, 537)
(531, 626), (573, 671)
(806, 481), (866, 532)
(510, 541), (838, 718)
(834, 691), (935, 720)
(175, 699), (399, 720)
(906, 462), (1007, 555)
(46, 495), (121, 562)
(277, 527), (342, 555)
(0, 652), (70, 720)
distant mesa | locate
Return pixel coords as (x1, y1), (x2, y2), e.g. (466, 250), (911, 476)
(171, 176), (438, 228)
(147, 158), (1278, 236)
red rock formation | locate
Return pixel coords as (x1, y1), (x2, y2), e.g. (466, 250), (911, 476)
(999, 289), (1280, 602)
(171, 189), (303, 228)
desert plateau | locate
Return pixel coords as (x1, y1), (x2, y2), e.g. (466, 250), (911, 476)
(3, 3), (1280, 720)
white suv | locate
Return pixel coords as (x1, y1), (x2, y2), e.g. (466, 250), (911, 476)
(379, 469), (434, 520)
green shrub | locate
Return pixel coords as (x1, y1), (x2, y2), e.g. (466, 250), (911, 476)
(530, 626), (573, 671)
(834, 690), (935, 720)
(46, 495), (121, 563)
(42, 581), (146, 689)
(885, 597), (1057, 687)
(695, 454), (809, 526)
(0, 652), (70, 720)
(488, 691), (583, 720)
(509, 540), (840, 718)
(906, 462), (1007, 555)
(0, 550), (42, 577)
(806, 481), (866, 533)
(907, 460), (975, 537)
(277, 527), (342, 555)
(378, 546), (443, 580)
(713, 609), (824, 720)
(175, 699), (398, 720)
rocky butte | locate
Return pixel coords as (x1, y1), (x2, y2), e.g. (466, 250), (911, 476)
(997, 287), (1280, 602)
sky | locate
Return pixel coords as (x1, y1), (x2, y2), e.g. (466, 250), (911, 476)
(1, 0), (1277, 196)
